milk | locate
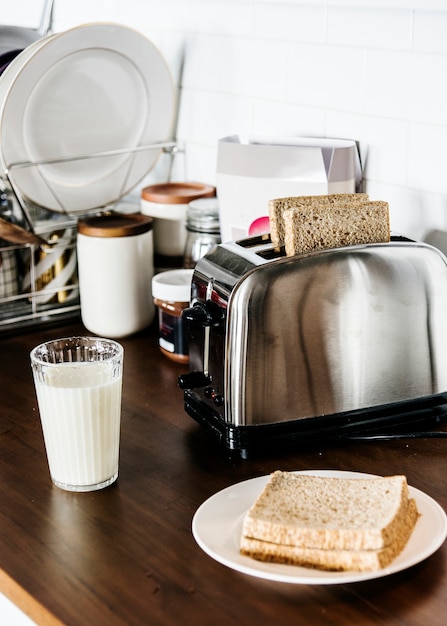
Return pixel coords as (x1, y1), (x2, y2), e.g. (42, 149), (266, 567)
(35, 362), (122, 490)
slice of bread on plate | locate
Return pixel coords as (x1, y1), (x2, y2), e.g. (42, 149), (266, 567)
(240, 497), (418, 571)
(240, 471), (419, 572)
(268, 193), (369, 248)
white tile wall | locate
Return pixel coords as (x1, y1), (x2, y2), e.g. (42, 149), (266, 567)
(3, 0), (447, 241)
(253, 3), (326, 42)
(287, 43), (367, 112)
(414, 10), (447, 53)
(327, 7), (412, 50)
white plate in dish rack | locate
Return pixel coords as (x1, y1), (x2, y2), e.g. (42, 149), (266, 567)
(0, 35), (56, 114)
(192, 469), (447, 585)
(0, 22), (175, 213)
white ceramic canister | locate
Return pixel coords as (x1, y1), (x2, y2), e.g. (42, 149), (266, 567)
(140, 182), (216, 270)
(77, 212), (154, 338)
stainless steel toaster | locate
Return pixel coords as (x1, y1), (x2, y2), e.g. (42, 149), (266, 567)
(179, 234), (447, 456)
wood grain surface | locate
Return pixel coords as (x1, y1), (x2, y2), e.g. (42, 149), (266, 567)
(0, 320), (446, 625)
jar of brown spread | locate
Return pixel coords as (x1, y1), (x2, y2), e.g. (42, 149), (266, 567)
(151, 269), (194, 363)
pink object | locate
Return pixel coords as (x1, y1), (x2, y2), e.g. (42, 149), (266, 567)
(248, 216), (270, 236)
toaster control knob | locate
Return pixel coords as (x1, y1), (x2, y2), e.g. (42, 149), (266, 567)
(182, 301), (223, 327)
(178, 371), (211, 390)
(213, 393), (224, 407)
(204, 387), (224, 406)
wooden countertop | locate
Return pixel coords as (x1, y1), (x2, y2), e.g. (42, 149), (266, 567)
(1, 320), (447, 625)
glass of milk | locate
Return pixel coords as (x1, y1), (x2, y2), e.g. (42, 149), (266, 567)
(30, 336), (123, 492)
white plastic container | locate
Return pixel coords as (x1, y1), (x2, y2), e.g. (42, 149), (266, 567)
(77, 212), (154, 338)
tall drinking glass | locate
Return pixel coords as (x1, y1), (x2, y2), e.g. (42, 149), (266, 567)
(31, 336), (123, 492)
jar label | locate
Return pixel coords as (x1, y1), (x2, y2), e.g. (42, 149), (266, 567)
(158, 309), (188, 356)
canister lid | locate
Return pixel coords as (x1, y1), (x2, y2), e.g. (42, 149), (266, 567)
(152, 269), (194, 302)
(141, 182), (216, 205)
(77, 212), (153, 237)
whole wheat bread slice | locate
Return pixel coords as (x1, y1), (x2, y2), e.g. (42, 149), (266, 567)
(268, 193), (369, 247)
(240, 498), (418, 572)
(283, 200), (390, 257)
(241, 471), (412, 551)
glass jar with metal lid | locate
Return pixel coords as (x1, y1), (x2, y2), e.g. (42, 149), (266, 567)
(183, 198), (221, 269)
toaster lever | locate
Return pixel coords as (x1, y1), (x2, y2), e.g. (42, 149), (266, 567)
(182, 301), (223, 327)
(178, 371), (211, 390)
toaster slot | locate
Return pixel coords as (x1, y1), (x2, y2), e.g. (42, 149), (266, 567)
(234, 233), (287, 261)
(236, 233), (272, 247)
(255, 246), (286, 261)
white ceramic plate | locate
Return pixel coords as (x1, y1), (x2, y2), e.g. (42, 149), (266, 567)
(0, 34), (55, 99)
(192, 469), (447, 585)
(0, 22), (175, 213)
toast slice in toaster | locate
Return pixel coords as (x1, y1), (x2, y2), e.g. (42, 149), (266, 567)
(283, 200), (390, 257)
(240, 471), (419, 570)
(268, 193), (369, 247)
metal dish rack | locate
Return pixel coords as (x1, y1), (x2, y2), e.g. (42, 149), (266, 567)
(0, 142), (178, 333)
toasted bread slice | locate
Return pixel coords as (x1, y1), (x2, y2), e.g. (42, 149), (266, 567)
(241, 471), (411, 551)
(268, 193), (369, 247)
(240, 498), (418, 572)
(283, 200), (390, 257)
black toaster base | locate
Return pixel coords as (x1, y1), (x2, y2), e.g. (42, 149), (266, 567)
(184, 392), (447, 459)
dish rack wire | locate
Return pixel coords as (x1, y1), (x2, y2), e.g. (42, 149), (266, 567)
(0, 141), (178, 333)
